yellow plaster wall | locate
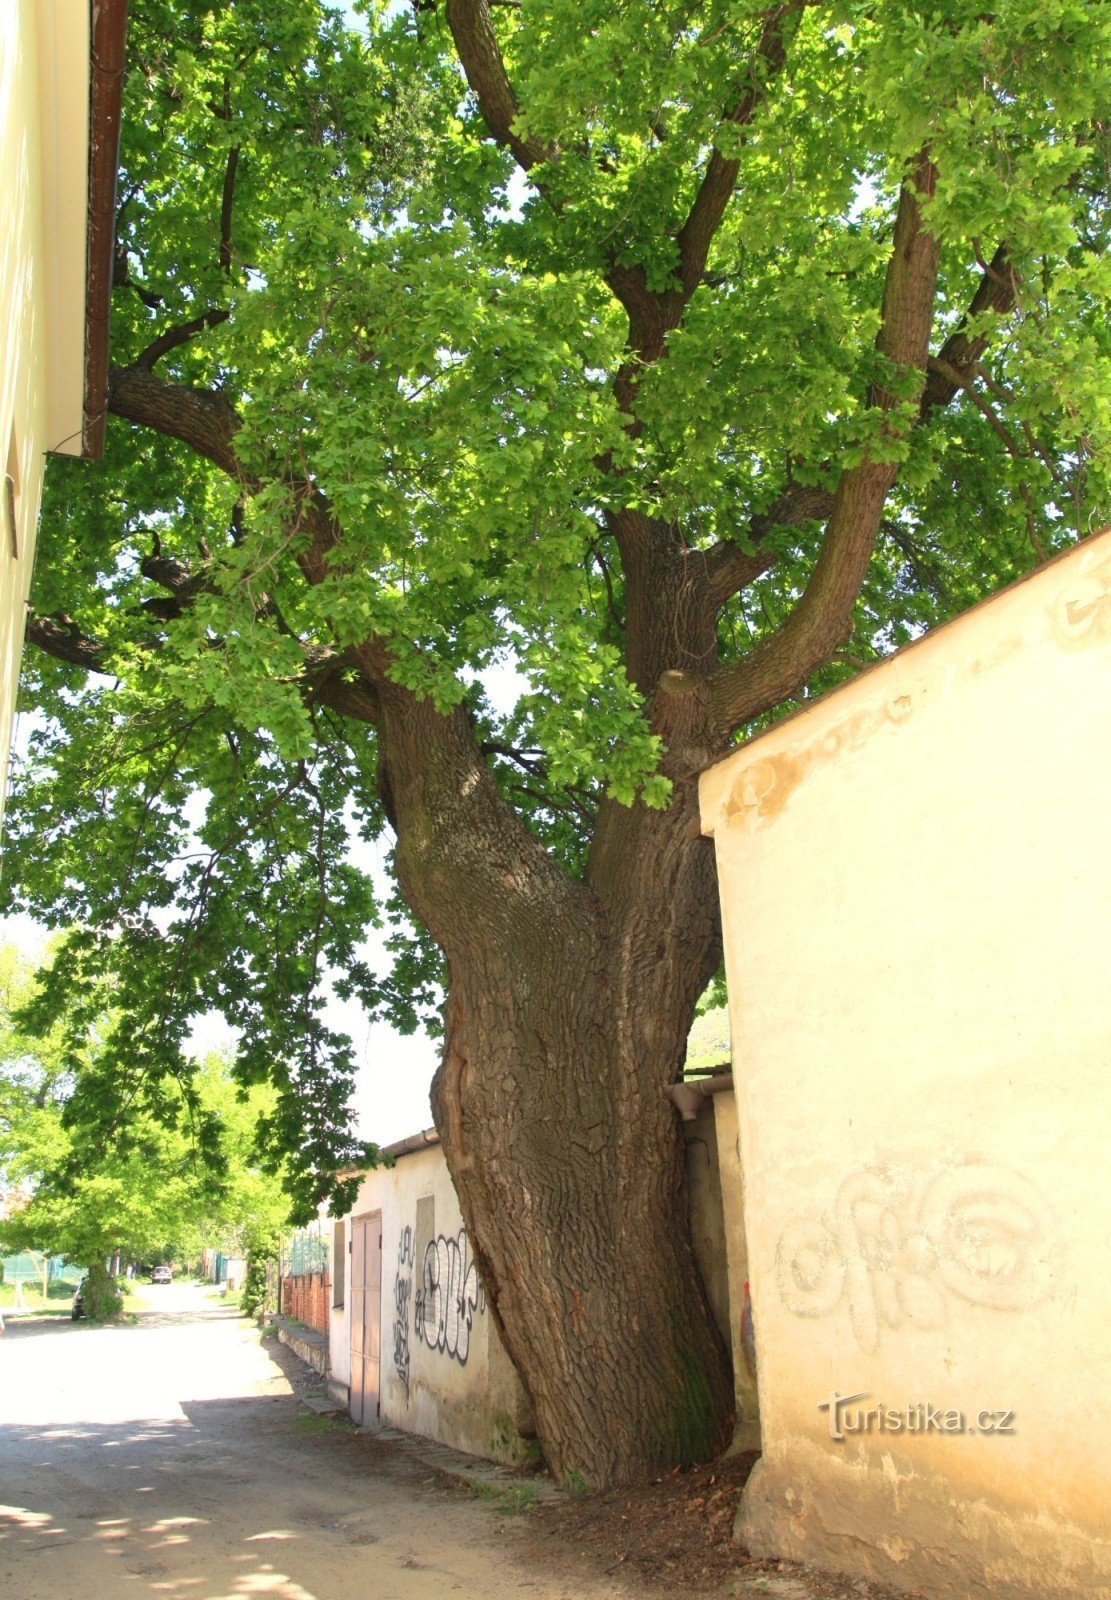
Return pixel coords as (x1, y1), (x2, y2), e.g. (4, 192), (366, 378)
(700, 529), (1111, 1599)
(0, 0), (89, 825)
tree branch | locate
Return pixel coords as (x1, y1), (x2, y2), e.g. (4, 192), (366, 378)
(219, 144), (240, 275)
(108, 365), (348, 587)
(113, 241), (164, 311)
(26, 606), (380, 726)
(140, 552), (210, 604)
(703, 241), (1020, 621)
(133, 307), (231, 372)
(706, 152), (942, 734)
(883, 519), (955, 609)
(918, 243), (1017, 418)
(926, 355), (1028, 460)
(300, 647), (381, 723)
(444, 0), (548, 169)
(445, 0), (795, 364)
(109, 362), (244, 478)
(25, 614), (110, 672)
(702, 485), (837, 612)
(106, 351), (567, 954)
(674, 6), (798, 298)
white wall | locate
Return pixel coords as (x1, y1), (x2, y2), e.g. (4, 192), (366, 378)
(330, 1143), (534, 1464)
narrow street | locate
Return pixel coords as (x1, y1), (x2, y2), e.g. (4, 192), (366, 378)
(0, 1283), (620, 1600)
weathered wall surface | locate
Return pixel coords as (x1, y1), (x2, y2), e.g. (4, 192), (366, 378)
(0, 2), (88, 822)
(331, 1144), (535, 1465)
(685, 1095), (762, 1447)
(707, 1092), (759, 1448)
(684, 1100), (731, 1361)
(700, 530), (1111, 1600)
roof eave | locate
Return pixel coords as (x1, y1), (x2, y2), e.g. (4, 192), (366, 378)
(81, 0), (128, 460)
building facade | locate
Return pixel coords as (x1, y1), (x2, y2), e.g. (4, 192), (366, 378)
(700, 528), (1111, 1600)
(329, 1134), (536, 1464)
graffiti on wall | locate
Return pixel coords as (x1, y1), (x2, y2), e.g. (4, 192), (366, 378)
(414, 1228), (486, 1366)
(393, 1226), (415, 1399)
(775, 1162), (1060, 1354)
(391, 1221), (487, 1388)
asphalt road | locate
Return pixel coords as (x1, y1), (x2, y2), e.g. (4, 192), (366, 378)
(0, 1280), (617, 1600)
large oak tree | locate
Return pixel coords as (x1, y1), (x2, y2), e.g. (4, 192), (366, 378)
(5, 0), (1107, 1483)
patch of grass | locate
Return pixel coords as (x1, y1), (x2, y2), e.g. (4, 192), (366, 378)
(499, 1484), (540, 1514)
(290, 1410), (357, 1435)
(0, 1282), (79, 1314)
(561, 1469), (589, 1498)
(204, 1284), (242, 1307)
(460, 1478), (540, 1515)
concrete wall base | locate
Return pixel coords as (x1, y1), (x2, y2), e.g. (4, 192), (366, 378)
(724, 1421), (761, 1455)
(737, 1447), (1109, 1600)
(276, 1320), (327, 1377)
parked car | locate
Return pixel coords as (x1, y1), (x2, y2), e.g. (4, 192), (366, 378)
(150, 1265), (172, 1284)
(72, 1279), (87, 1320)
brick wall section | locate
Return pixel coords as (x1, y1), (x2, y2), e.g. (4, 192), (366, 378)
(280, 1270), (330, 1334)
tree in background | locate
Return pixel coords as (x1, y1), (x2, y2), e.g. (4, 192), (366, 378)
(4, 0), (1107, 1478)
(0, 945), (289, 1313)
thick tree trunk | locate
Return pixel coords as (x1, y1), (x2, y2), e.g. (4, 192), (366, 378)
(376, 667), (734, 1487)
(431, 927), (733, 1486)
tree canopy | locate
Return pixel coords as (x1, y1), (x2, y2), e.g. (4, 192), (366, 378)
(2, 0), (1107, 1478)
(0, 944), (289, 1272)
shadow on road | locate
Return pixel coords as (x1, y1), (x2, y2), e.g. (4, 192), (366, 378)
(1, 1312), (243, 1337)
(0, 1394), (414, 1600)
(0, 1316), (79, 1339)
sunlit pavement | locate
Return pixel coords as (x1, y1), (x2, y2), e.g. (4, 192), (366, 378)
(0, 1281), (614, 1600)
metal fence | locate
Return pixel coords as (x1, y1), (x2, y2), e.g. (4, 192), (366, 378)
(1, 1252), (81, 1289)
(285, 1223), (328, 1278)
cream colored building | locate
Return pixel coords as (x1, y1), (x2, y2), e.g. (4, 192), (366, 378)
(0, 0), (125, 824)
(700, 528), (1111, 1599)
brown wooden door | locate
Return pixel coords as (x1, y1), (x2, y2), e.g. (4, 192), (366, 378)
(349, 1212), (382, 1427)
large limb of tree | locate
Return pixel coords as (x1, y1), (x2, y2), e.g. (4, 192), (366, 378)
(707, 156), (942, 731)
